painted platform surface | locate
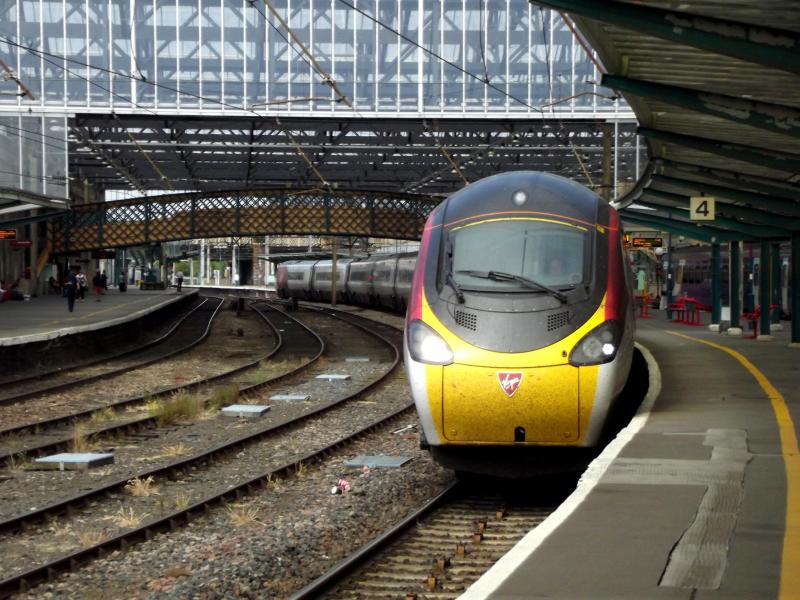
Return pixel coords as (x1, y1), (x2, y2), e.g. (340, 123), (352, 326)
(0, 289), (197, 346)
(34, 452), (114, 470)
(463, 314), (798, 599)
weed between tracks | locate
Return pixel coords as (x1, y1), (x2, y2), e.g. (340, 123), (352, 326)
(5, 452), (30, 471)
(148, 392), (203, 425)
(111, 507), (149, 528)
(207, 383), (239, 410)
(126, 475), (160, 497)
(89, 406), (117, 425)
(174, 492), (191, 510)
(71, 424), (93, 452)
(226, 503), (263, 527)
(75, 529), (105, 547)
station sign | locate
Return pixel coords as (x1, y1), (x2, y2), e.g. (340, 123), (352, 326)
(91, 249), (117, 259)
(631, 237), (663, 248)
(690, 196), (715, 220)
(0, 229), (17, 240)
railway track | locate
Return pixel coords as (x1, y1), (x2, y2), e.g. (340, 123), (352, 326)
(0, 294), (214, 406)
(294, 485), (559, 599)
(0, 300), (316, 467)
(0, 306), (406, 598)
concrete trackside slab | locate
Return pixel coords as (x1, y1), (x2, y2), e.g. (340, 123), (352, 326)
(0, 289), (198, 347)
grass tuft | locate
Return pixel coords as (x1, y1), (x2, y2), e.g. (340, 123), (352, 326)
(162, 443), (189, 457)
(226, 503), (262, 527)
(75, 528), (105, 546)
(112, 507), (148, 528)
(71, 423), (93, 453)
(174, 493), (191, 510)
(89, 407), (117, 425)
(6, 452), (30, 472)
(207, 384), (240, 410)
(125, 475), (159, 497)
(148, 392), (203, 425)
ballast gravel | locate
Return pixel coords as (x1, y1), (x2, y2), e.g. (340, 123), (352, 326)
(22, 415), (452, 600)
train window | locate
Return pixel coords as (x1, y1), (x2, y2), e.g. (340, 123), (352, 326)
(288, 272), (305, 281)
(350, 270), (367, 282)
(450, 219), (588, 290)
(316, 271), (331, 281)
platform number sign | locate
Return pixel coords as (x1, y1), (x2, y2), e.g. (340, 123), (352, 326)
(690, 196), (715, 221)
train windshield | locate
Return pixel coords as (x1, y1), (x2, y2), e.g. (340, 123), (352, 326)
(448, 219), (588, 292)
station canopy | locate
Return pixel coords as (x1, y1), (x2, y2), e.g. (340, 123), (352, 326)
(537, 0), (800, 241)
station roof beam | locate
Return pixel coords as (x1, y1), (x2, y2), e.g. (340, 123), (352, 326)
(649, 174), (800, 218)
(638, 189), (797, 231)
(532, 0), (800, 74)
(602, 75), (800, 139)
(637, 128), (800, 174)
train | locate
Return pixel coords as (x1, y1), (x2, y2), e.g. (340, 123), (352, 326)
(276, 252), (416, 310)
(277, 171), (636, 476)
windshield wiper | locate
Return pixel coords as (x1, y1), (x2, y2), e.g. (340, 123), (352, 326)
(446, 272), (465, 304)
(457, 270), (567, 303)
(445, 238), (465, 304)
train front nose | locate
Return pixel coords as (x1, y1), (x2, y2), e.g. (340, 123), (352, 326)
(440, 363), (580, 444)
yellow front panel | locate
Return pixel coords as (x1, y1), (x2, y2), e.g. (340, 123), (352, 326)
(442, 364), (580, 443)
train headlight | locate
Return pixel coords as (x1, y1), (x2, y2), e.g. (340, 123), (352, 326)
(569, 320), (621, 366)
(406, 320), (454, 365)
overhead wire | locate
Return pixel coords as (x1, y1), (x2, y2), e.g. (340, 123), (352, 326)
(333, 0), (598, 187)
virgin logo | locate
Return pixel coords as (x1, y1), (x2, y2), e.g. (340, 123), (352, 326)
(497, 372), (523, 397)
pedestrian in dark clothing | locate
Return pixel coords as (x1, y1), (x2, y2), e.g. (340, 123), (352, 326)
(93, 271), (103, 302)
(100, 271), (108, 292)
(76, 271), (87, 300)
(64, 269), (78, 312)
(176, 270), (184, 292)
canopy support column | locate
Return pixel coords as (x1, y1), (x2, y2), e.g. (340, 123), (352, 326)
(711, 242), (721, 328)
(771, 242), (782, 330)
(729, 241), (742, 336)
(759, 240), (771, 339)
(792, 232), (800, 346)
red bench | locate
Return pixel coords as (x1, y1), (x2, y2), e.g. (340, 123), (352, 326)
(741, 304), (779, 338)
(669, 297), (707, 326)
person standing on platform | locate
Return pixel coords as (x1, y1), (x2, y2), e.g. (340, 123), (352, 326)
(176, 270), (184, 292)
(92, 270), (103, 302)
(64, 268), (78, 312)
(75, 270), (87, 301)
(100, 271), (108, 292)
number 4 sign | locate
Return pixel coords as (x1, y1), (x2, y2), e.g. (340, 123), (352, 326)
(690, 196), (715, 221)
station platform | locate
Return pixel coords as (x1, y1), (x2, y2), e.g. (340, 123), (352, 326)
(0, 288), (198, 347)
(464, 314), (799, 599)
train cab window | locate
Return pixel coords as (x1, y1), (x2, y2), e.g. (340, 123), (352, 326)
(288, 271), (305, 281)
(449, 219), (588, 290)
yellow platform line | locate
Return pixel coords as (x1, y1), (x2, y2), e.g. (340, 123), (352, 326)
(667, 331), (800, 599)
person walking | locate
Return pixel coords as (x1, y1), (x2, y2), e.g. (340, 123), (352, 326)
(176, 270), (184, 292)
(64, 268), (78, 313)
(76, 270), (87, 301)
(100, 270), (108, 292)
(92, 270), (103, 302)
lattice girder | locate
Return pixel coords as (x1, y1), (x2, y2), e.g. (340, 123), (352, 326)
(51, 189), (441, 253)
